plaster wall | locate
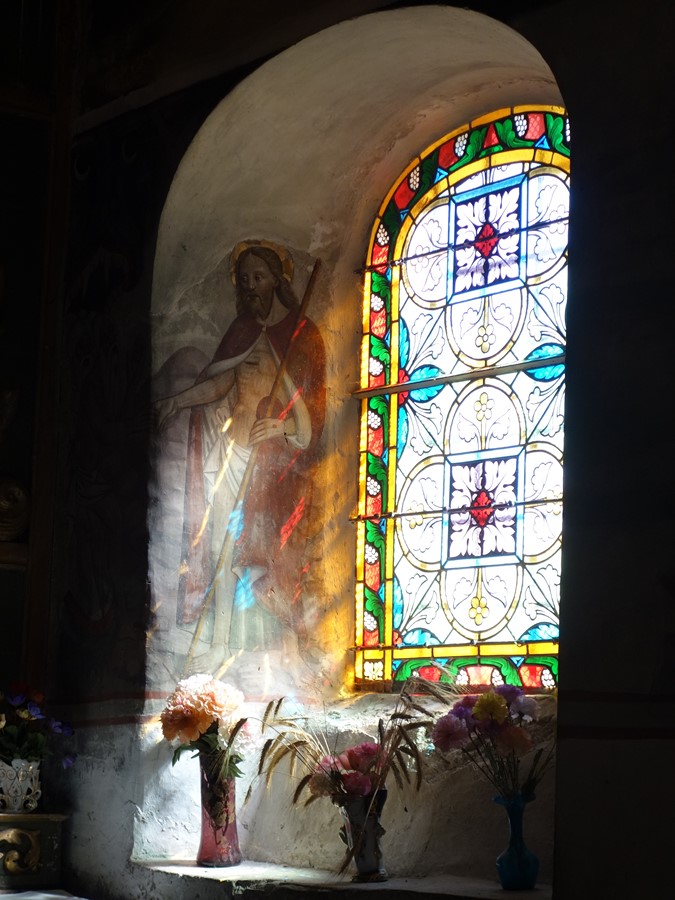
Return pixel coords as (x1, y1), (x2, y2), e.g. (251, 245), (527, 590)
(148, 4), (563, 696)
(133, 4), (563, 892)
(49, 3), (675, 900)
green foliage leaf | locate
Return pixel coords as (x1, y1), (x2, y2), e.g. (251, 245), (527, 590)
(365, 519), (385, 553)
(523, 655), (559, 678)
(0, 727), (48, 764)
(371, 272), (391, 304)
(369, 396), (389, 441)
(171, 743), (196, 767)
(464, 126), (487, 165)
(415, 150), (440, 201)
(495, 118), (529, 149)
(364, 587), (384, 636)
(382, 201), (402, 245)
(545, 113), (569, 156)
(393, 659), (433, 682)
(370, 335), (390, 365)
(366, 453), (388, 510)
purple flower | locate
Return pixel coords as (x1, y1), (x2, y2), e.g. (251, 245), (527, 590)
(61, 753), (77, 770)
(7, 693), (26, 707)
(50, 719), (74, 735)
(27, 701), (45, 719)
(451, 695), (478, 723)
(511, 695), (538, 721)
(494, 684), (523, 705)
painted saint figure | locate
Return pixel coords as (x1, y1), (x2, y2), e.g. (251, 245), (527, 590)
(157, 242), (326, 674)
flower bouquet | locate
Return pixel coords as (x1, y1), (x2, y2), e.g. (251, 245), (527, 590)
(0, 683), (75, 811)
(430, 685), (554, 800)
(160, 674), (248, 866)
(430, 683), (555, 889)
(254, 686), (431, 880)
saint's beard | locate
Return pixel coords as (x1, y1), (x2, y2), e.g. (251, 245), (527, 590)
(240, 289), (274, 321)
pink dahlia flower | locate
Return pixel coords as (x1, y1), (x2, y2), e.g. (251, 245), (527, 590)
(431, 712), (468, 752)
(341, 770), (373, 797)
(345, 741), (381, 774)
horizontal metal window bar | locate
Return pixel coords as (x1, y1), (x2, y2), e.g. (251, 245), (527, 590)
(349, 494), (562, 524)
(355, 215), (569, 275)
(352, 353), (565, 399)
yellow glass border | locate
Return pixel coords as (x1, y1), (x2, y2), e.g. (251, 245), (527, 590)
(365, 104), (568, 265)
(356, 106), (569, 688)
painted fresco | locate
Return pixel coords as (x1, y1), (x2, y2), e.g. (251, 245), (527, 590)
(152, 241), (326, 695)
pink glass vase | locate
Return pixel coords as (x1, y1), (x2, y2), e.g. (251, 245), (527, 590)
(196, 754), (242, 867)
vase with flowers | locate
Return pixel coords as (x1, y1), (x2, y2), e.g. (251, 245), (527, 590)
(254, 687), (431, 881)
(161, 674), (247, 866)
(429, 684), (555, 891)
(0, 683), (76, 812)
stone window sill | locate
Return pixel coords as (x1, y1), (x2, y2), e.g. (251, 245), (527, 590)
(140, 861), (552, 899)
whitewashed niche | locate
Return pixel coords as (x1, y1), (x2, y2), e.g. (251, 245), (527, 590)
(142, 2), (562, 879)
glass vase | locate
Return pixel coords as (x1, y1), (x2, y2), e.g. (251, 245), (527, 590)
(339, 787), (387, 882)
(196, 753), (241, 867)
(0, 759), (42, 812)
(494, 793), (539, 890)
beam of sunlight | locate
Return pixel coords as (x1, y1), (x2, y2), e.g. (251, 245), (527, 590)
(227, 499), (245, 541)
(192, 434), (236, 548)
(215, 651), (243, 680)
(279, 496), (306, 550)
(292, 317), (308, 343)
(234, 570), (257, 611)
(277, 449), (301, 484)
(278, 387), (302, 422)
(292, 562), (311, 606)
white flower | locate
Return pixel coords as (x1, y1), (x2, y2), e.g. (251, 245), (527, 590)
(511, 695), (539, 722)
(454, 187), (520, 293)
(449, 458), (517, 558)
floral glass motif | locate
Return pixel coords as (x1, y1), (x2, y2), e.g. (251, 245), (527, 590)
(355, 107), (569, 690)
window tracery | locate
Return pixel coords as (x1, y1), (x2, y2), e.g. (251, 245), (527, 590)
(355, 106), (570, 690)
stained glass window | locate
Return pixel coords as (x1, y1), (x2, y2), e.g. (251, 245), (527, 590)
(355, 106), (570, 690)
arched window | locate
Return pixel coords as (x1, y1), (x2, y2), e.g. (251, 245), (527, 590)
(355, 106), (570, 690)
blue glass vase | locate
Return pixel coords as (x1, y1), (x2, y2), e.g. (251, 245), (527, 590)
(494, 793), (539, 890)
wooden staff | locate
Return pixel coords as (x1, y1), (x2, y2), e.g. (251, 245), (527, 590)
(183, 258), (322, 673)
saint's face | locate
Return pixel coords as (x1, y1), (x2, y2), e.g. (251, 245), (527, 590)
(238, 254), (277, 322)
